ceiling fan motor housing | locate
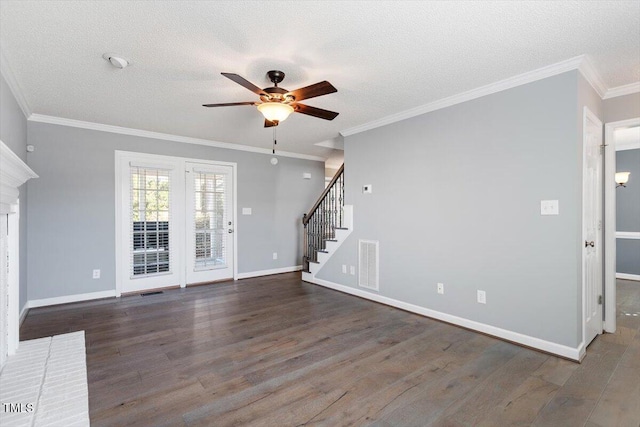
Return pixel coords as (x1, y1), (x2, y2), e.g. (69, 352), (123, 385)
(267, 70), (286, 85)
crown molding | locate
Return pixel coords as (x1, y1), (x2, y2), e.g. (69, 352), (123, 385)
(28, 114), (325, 162)
(0, 47), (32, 118)
(604, 81), (640, 100)
(577, 55), (608, 98)
(340, 55), (608, 138)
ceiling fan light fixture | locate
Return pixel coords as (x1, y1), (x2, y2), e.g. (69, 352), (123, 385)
(257, 102), (294, 122)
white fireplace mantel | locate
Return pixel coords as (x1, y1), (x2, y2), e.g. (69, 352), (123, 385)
(0, 139), (37, 370)
(1, 139), (38, 214)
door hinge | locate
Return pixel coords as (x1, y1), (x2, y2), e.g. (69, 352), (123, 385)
(598, 295), (603, 305)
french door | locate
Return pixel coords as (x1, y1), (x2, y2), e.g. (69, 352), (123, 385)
(185, 163), (234, 284)
(116, 152), (236, 295)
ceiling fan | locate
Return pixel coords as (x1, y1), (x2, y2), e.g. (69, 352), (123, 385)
(203, 70), (339, 127)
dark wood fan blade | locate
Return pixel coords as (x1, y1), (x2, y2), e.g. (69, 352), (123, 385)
(286, 81), (337, 102)
(264, 119), (278, 127)
(294, 104), (339, 120)
(202, 102), (256, 107)
(221, 73), (266, 96)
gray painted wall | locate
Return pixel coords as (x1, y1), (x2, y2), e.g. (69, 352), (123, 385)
(604, 93), (640, 123)
(0, 74), (29, 311)
(26, 122), (323, 300)
(616, 148), (640, 275)
(316, 71), (590, 348)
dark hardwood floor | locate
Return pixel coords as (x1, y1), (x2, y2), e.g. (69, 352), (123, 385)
(20, 274), (640, 426)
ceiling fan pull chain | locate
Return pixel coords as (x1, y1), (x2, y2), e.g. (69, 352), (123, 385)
(273, 127), (277, 154)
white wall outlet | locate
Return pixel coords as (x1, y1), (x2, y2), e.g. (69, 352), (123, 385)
(363, 184), (372, 194)
(350, 265), (356, 275)
(273, 252), (278, 260)
(540, 200), (559, 215)
(437, 283), (444, 294)
(477, 290), (486, 304)
(342, 264), (347, 274)
(242, 207), (252, 215)
(303, 172), (311, 180)
(92, 269), (101, 279)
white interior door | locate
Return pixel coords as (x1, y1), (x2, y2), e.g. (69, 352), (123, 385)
(185, 163), (235, 284)
(583, 107), (603, 347)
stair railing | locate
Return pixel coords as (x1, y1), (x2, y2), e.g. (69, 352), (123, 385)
(302, 164), (344, 272)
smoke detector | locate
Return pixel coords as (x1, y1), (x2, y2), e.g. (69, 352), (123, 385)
(102, 53), (130, 69)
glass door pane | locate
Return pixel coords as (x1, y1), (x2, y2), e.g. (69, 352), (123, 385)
(193, 171), (227, 270)
(130, 167), (171, 277)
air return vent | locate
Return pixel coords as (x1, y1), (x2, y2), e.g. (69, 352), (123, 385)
(358, 240), (379, 291)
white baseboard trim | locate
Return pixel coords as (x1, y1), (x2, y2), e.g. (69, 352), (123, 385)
(19, 303), (29, 325)
(28, 290), (117, 309)
(306, 276), (581, 361)
(237, 265), (302, 280)
(616, 273), (640, 281)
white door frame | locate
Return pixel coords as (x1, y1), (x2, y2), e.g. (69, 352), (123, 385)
(115, 151), (238, 297)
(603, 117), (640, 333)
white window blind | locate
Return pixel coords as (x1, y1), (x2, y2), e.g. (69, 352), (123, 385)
(193, 170), (227, 270)
(130, 166), (171, 277)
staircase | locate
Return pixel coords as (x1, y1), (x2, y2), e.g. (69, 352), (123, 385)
(302, 164), (352, 281)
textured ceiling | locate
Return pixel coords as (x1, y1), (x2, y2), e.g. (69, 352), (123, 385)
(1, 1), (639, 158)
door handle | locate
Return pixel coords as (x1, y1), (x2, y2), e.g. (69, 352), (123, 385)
(228, 229), (234, 234)
(585, 241), (594, 248)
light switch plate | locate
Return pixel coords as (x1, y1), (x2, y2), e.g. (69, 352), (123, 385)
(540, 200), (559, 215)
(303, 172), (311, 180)
(477, 290), (486, 304)
(92, 269), (100, 279)
(242, 208), (252, 215)
(350, 266), (356, 275)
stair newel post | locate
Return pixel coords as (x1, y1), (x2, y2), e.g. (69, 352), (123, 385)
(322, 194), (327, 246)
(330, 185), (334, 239)
(314, 214), (319, 262)
(339, 172), (344, 227)
(312, 214), (317, 263)
(302, 213), (308, 271)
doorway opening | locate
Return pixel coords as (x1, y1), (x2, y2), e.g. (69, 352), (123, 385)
(603, 118), (640, 334)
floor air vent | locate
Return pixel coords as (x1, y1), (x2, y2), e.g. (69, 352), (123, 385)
(141, 291), (164, 296)
(358, 239), (379, 291)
